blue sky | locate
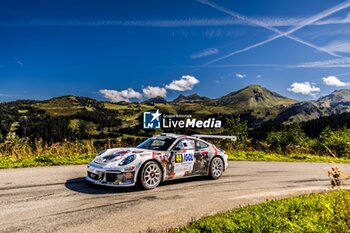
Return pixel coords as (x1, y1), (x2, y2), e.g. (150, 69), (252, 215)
(1, 0), (350, 102)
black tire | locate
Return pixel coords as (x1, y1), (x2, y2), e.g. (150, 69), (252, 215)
(209, 157), (224, 179)
(138, 161), (162, 190)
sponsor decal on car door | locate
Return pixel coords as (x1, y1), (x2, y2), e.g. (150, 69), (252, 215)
(174, 149), (195, 177)
(167, 138), (195, 178)
(192, 140), (210, 175)
(193, 149), (209, 175)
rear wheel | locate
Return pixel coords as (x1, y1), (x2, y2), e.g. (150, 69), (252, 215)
(138, 161), (162, 189)
(209, 157), (224, 179)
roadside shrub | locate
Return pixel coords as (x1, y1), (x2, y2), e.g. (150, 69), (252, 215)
(266, 125), (310, 154)
(316, 127), (350, 158)
(290, 154), (307, 160)
(223, 117), (251, 149)
(0, 136), (144, 161)
(34, 155), (55, 163)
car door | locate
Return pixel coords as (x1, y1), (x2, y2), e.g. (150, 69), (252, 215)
(193, 140), (210, 175)
(170, 138), (195, 178)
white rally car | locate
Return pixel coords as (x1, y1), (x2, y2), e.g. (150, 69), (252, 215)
(86, 133), (236, 189)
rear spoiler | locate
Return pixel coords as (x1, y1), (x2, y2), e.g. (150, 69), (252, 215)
(191, 134), (237, 141)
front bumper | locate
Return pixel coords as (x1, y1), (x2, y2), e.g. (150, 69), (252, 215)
(86, 162), (137, 187)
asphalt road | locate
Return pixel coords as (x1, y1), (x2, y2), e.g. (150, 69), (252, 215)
(1, 161), (348, 233)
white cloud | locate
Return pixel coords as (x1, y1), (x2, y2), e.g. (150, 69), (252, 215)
(0, 18), (244, 28)
(100, 75), (199, 102)
(324, 40), (350, 53)
(256, 74), (262, 78)
(287, 82), (321, 96)
(99, 88), (142, 102)
(315, 12), (350, 26)
(190, 48), (218, 59)
(16, 59), (23, 67)
(142, 86), (167, 98)
(165, 75), (199, 91)
(336, 71), (350, 77)
(235, 73), (246, 78)
(2, 14), (350, 28)
(294, 58), (350, 68)
(322, 76), (349, 87)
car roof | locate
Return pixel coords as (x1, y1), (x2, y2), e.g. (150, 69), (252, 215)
(155, 133), (202, 141)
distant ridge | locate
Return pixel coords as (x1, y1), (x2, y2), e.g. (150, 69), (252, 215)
(2, 84), (350, 127)
(216, 84), (296, 109)
(271, 89), (350, 124)
(172, 93), (210, 103)
(143, 96), (167, 104)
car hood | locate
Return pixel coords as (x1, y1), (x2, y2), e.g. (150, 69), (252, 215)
(93, 147), (149, 165)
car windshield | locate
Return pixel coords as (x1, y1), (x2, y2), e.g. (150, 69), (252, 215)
(136, 137), (176, 151)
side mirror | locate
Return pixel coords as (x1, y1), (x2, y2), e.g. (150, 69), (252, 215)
(173, 147), (181, 151)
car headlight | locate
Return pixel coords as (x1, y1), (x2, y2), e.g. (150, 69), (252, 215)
(118, 154), (136, 166)
(93, 150), (107, 163)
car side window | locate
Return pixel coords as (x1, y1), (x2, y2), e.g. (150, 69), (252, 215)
(174, 139), (195, 150)
(195, 140), (209, 149)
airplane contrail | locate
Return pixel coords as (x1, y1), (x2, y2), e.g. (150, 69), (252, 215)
(196, 0), (343, 58)
(197, 0), (350, 66)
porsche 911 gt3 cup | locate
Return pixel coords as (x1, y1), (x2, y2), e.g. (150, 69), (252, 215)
(86, 133), (236, 189)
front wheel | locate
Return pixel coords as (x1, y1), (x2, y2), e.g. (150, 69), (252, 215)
(209, 157), (224, 179)
(138, 161), (162, 189)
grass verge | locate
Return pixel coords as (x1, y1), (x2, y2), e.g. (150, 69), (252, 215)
(172, 190), (350, 233)
(228, 150), (350, 163)
(1, 150), (350, 168)
(0, 154), (95, 168)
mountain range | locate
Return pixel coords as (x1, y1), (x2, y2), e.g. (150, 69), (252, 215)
(144, 84), (350, 126)
(1, 84), (350, 141)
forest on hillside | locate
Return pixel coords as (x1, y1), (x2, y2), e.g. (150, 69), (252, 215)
(1, 92), (350, 168)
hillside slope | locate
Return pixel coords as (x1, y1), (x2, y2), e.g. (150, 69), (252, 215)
(271, 89), (350, 125)
(1, 85), (350, 142)
(216, 84), (296, 109)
